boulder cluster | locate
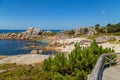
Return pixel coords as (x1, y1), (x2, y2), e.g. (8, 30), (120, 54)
(96, 35), (120, 43)
(30, 49), (43, 54)
(75, 27), (97, 36)
(0, 27), (42, 40)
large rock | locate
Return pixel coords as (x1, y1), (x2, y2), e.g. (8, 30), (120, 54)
(80, 40), (91, 45)
(26, 27), (34, 35)
(75, 27), (97, 36)
(30, 50), (38, 54)
(26, 27), (41, 35)
(86, 28), (97, 36)
(0, 56), (6, 59)
(0, 27), (42, 40)
(17, 33), (23, 38)
(0, 54), (49, 65)
(32, 28), (41, 35)
(9, 33), (16, 37)
(96, 36), (110, 43)
(9, 33), (17, 39)
(30, 49), (43, 54)
(96, 35), (118, 43)
(38, 50), (43, 54)
(6, 33), (11, 36)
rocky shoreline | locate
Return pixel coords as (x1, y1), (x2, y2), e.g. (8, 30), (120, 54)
(0, 27), (120, 65)
(0, 37), (91, 65)
(0, 27), (42, 40)
(0, 56), (6, 59)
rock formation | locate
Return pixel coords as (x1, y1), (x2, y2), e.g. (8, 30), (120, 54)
(96, 35), (120, 43)
(86, 28), (97, 36)
(0, 54), (49, 65)
(75, 27), (97, 36)
(0, 27), (42, 40)
(0, 56), (6, 59)
(30, 49), (43, 54)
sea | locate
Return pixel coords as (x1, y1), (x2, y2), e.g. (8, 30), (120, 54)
(0, 30), (61, 56)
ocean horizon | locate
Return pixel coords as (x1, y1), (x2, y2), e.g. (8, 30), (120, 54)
(0, 29), (62, 34)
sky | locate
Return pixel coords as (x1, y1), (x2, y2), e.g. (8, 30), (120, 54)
(0, 0), (120, 30)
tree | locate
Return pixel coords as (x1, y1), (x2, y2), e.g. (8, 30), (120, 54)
(95, 24), (100, 30)
(84, 28), (88, 34)
(106, 23), (112, 27)
(68, 30), (75, 35)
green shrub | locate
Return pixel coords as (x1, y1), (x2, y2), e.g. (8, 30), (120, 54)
(53, 73), (64, 80)
(42, 40), (114, 80)
(68, 30), (75, 35)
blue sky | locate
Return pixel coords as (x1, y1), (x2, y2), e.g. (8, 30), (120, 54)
(0, 0), (120, 30)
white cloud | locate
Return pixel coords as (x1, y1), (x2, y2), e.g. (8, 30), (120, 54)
(101, 10), (106, 14)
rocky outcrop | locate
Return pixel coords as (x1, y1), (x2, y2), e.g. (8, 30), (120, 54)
(0, 27), (42, 40)
(75, 27), (97, 36)
(96, 36), (111, 43)
(30, 49), (43, 54)
(96, 35), (120, 43)
(0, 56), (6, 59)
(0, 54), (49, 65)
(25, 27), (41, 35)
(86, 28), (97, 36)
(79, 40), (91, 45)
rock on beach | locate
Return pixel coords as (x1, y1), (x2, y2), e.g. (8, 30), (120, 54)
(0, 54), (49, 65)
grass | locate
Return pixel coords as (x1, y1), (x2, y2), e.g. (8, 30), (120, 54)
(0, 63), (51, 80)
(111, 32), (120, 36)
(108, 38), (116, 44)
(87, 34), (100, 40)
(0, 63), (17, 70)
(103, 32), (120, 36)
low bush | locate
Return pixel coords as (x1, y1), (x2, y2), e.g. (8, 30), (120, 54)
(42, 40), (114, 80)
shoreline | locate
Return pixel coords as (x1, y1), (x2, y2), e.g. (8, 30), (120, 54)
(0, 37), (120, 65)
(0, 28), (120, 65)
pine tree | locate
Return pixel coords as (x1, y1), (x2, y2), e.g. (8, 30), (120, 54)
(42, 40), (114, 80)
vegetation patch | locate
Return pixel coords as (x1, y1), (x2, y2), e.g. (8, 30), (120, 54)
(42, 40), (114, 80)
(108, 38), (116, 44)
(42, 32), (57, 36)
